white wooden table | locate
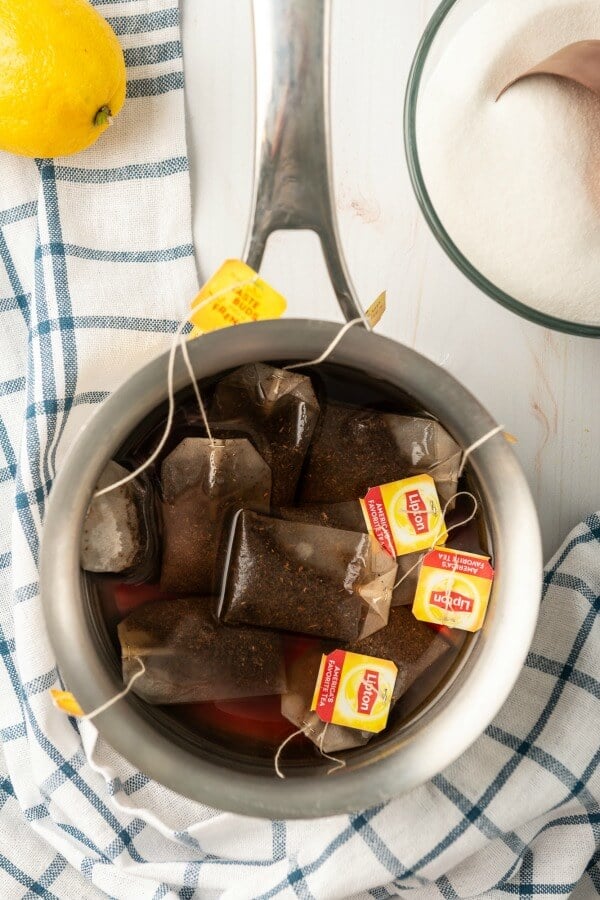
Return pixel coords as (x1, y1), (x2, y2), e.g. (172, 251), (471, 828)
(181, 0), (600, 559)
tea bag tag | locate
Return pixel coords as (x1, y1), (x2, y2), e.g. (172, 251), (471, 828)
(412, 548), (495, 633)
(189, 260), (287, 337)
(360, 474), (447, 558)
(365, 290), (386, 328)
(50, 689), (85, 717)
(311, 649), (397, 734)
(49, 658), (147, 720)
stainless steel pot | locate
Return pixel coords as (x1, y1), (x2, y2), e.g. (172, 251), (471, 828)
(40, 0), (542, 818)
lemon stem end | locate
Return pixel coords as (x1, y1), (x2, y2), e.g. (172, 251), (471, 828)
(94, 106), (112, 127)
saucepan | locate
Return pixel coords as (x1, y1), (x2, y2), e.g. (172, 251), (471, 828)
(40, 0), (542, 818)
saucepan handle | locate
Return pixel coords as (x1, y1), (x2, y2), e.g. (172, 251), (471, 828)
(244, 0), (365, 323)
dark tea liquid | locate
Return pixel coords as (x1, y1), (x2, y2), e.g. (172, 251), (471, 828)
(91, 363), (485, 769)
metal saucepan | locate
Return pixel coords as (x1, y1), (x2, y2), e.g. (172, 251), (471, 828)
(41, 0), (542, 818)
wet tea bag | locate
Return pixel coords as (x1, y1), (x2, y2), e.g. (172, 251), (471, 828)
(160, 437), (271, 594)
(219, 510), (397, 642)
(347, 606), (451, 700)
(118, 597), (286, 704)
(281, 641), (372, 753)
(281, 608), (450, 754)
(299, 403), (461, 508)
(210, 363), (320, 506)
(277, 503), (431, 608)
(81, 461), (159, 583)
(276, 501), (365, 532)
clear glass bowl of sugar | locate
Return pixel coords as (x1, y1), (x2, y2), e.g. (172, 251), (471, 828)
(405, 0), (600, 336)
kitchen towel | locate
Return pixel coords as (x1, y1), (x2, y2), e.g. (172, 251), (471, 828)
(0, 1), (598, 898)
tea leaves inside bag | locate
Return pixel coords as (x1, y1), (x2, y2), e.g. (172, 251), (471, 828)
(347, 607), (451, 700)
(280, 608), (452, 755)
(160, 438), (271, 594)
(210, 363), (320, 506)
(281, 640), (372, 754)
(299, 403), (461, 508)
(219, 511), (396, 642)
(119, 597), (286, 704)
(81, 460), (159, 583)
(277, 502), (468, 608)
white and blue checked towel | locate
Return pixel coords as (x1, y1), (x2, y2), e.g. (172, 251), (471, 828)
(0, 1), (598, 897)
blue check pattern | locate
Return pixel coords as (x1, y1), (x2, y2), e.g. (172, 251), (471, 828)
(0, 1), (598, 897)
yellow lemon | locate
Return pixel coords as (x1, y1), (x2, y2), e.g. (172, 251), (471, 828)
(0, 0), (126, 158)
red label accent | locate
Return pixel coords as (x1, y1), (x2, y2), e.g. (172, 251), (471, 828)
(357, 670), (380, 715)
(314, 650), (346, 723)
(429, 590), (474, 614)
(362, 487), (396, 558)
(423, 549), (494, 581)
(405, 489), (429, 534)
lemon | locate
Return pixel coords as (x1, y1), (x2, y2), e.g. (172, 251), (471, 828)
(0, 0), (126, 158)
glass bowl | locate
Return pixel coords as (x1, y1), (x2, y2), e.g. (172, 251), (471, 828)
(404, 0), (600, 338)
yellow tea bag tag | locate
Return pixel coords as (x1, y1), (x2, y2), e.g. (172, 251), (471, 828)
(311, 650), (397, 734)
(189, 259), (287, 337)
(360, 474), (447, 558)
(365, 291), (386, 328)
(412, 548), (494, 632)
(50, 689), (84, 717)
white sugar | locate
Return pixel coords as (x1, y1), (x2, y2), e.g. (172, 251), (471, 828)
(417, 0), (600, 325)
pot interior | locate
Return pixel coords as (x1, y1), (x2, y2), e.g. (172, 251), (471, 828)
(82, 361), (489, 777)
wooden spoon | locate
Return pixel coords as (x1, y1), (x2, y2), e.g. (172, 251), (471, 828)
(497, 40), (600, 101)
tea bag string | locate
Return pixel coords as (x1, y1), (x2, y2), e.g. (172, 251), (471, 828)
(458, 424), (506, 477)
(274, 722), (346, 779)
(284, 323), (507, 475)
(284, 317), (367, 372)
(393, 490), (479, 592)
(79, 657), (146, 722)
(427, 424), (507, 485)
(318, 725), (346, 775)
(93, 277), (259, 499)
(384, 426), (505, 593)
(179, 334), (214, 445)
(274, 728), (304, 777)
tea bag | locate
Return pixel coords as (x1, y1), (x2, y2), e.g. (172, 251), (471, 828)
(118, 597), (286, 704)
(281, 641), (372, 754)
(219, 511), (396, 642)
(276, 501), (365, 532)
(81, 461), (158, 583)
(210, 363), (320, 506)
(299, 403), (461, 508)
(277, 503), (426, 608)
(160, 438), (271, 594)
(281, 608), (450, 754)
(347, 607), (451, 700)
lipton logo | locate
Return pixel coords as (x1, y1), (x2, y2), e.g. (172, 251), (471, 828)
(430, 590), (474, 614)
(405, 489), (429, 534)
(357, 670), (380, 715)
